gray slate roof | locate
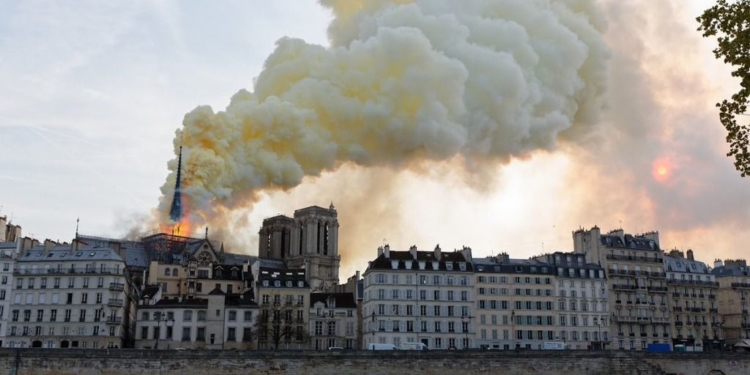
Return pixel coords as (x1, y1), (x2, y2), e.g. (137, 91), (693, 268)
(17, 244), (124, 263)
(664, 255), (710, 274)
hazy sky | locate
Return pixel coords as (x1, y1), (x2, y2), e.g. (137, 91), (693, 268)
(1, 0), (747, 278)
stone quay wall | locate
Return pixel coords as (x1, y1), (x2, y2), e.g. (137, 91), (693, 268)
(0, 349), (747, 375)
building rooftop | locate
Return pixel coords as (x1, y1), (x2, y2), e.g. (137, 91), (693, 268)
(311, 293), (357, 309)
(17, 244), (125, 263)
(367, 247), (473, 272)
(664, 255), (710, 274)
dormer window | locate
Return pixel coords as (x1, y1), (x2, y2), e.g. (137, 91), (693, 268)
(391, 260), (399, 270)
(262, 280), (269, 287)
(286, 281), (292, 287)
(297, 281), (304, 288)
(446, 263), (453, 271)
(418, 261), (426, 270)
(459, 262), (466, 271)
(405, 260), (413, 269)
(432, 261), (439, 270)
(274, 280), (281, 287)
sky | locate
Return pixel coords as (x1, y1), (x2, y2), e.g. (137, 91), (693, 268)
(1, 0), (747, 279)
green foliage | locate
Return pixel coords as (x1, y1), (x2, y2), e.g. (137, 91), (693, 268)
(697, 0), (750, 176)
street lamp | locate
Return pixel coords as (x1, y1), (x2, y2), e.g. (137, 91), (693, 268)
(154, 312), (174, 350)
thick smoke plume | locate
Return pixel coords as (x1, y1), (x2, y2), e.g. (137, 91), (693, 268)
(157, 0), (609, 239)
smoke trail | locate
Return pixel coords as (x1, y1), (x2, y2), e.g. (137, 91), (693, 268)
(157, 0), (609, 232)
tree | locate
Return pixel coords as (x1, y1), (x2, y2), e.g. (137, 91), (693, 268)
(256, 301), (309, 350)
(698, 0), (750, 176)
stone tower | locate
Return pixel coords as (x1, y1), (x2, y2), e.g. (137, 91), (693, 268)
(257, 204), (341, 291)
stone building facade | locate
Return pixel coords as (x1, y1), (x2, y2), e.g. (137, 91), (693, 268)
(255, 267), (311, 349)
(134, 287), (258, 350)
(6, 240), (133, 349)
(712, 259), (750, 345)
(362, 245), (475, 350)
(573, 227), (670, 350)
(533, 252), (609, 350)
(664, 249), (721, 351)
(258, 205), (341, 291)
(473, 254), (557, 350)
(309, 293), (358, 350)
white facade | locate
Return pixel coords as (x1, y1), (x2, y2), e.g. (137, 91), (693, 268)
(0, 243), (17, 347)
(309, 293), (358, 350)
(363, 245), (475, 350)
(134, 291), (258, 350)
(6, 242), (132, 349)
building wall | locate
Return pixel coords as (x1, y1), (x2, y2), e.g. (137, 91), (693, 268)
(134, 299), (258, 350)
(0, 349), (748, 375)
(574, 228), (670, 350)
(716, 274), (750, 343)
(665, 256), (721, 350)
(7, 254), (130, 349)
(0, 252), (15, 346)
(474, 272), (556, 350)
(256, 284), (310, 349)
(309, 303), (358, 350)
(362, 267), (474, 350)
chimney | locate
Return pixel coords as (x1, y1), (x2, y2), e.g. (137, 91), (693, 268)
(377, 246), (384, 257)
(714, 259), (723, 268)
(686, 249), (694, 261)
(496, 252), (510, 263)
(0, 216), (6, 241)
(668, 249), (683, 258)
(434, 244), (441, 261)
(459, 246), (473, 262)
(384, 244), (391, 258)
(43, 239), (58, 255)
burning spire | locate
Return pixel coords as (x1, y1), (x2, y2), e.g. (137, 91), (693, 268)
(168, 140), (184, 223)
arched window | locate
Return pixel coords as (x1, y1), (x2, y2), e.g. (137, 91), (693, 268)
(165, 268), (171, 276)
(173, 268), (179, 276)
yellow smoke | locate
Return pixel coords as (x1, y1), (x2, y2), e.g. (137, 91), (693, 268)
(157, 0), (609, 235)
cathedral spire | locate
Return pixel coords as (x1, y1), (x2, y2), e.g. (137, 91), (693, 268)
(169, 139), (184, 223)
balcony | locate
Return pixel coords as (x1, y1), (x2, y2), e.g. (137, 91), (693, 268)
(640, 332), (648, 337)
(606, 254), (663, 263)
(13, 267), (123, 276)
(709, 308), (719, 314)
(675, 321), (683, 327)
(672, 292), (681, 298)
(743, 310), (749, 315)
(637, 317), (650, 324)
(106, 317), (122, 325)
(693, 322), (702, 327)
(109, 283), (124, 292)
(648, 286), (668, 293)
(107, 299), (124, 308)
(731, 282), (750, 289)
(613, 284), (636, 291)
(673, 307), (683, 312)
(709, 295), (716, 300)
(663, 333), (669, 337)
(742, 323), (749, 329)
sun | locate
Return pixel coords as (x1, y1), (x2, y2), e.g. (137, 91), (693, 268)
(651, 158), (673, 182)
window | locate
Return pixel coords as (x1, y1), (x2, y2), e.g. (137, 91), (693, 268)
(198, 311), (206, 321)
(183, 311), (193, 321)
(228, 310), (237, 321)
(79, 310), (86, 322)
(227, 328), (236, 341)
(182, 327), (191, 341)
(197, 328), (205, 341)
(244, 311), (253, 321)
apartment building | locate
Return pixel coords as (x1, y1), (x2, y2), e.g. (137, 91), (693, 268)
(534, 252), (609, 350)
(664, 250), (721, 351)
(309, 293), (358, 350)
(362, 245), (475, 350)
(712, 259), (750, 345)
(573, 227), (669, 350)
(6, 240), (133, 348)
(255, 267), (310, 349)
(473, 254), (555, 350)
(0, 241), (18, 347)
(134, 287), (258, 350)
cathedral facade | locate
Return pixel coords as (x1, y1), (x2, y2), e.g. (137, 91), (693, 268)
(257, 204), (341, 291)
